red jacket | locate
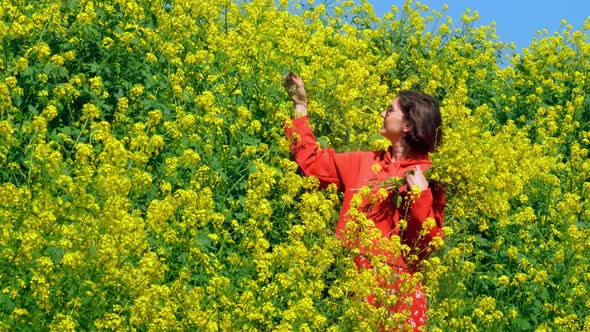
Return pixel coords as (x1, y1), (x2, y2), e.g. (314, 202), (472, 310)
(285, 116), (445, 271)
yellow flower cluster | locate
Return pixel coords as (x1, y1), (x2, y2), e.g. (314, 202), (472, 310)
(0, 0), (588, 330)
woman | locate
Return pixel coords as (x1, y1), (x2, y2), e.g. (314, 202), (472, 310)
(282, 72), (445, 330)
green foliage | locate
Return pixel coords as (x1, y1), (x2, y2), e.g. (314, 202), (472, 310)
(0, 0), (589, 331)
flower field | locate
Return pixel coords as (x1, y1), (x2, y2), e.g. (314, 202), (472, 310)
(0, 0), (589, 330)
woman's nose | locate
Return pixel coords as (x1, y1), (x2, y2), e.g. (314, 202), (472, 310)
(380, 110), (386, 118)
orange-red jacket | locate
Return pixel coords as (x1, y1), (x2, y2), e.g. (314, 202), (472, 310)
(285, 116), (445, 271)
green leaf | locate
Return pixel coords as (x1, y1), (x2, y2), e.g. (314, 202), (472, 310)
(513, 317), (532, 330)
(0, 293), (15, 312)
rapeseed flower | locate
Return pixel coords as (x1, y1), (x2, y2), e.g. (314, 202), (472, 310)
(0, 0), (588, 330)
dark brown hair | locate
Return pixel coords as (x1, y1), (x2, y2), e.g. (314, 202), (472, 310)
(397, 90), (443, 153)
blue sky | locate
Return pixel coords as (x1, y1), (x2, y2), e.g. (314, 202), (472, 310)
(366, 0), (590, 51)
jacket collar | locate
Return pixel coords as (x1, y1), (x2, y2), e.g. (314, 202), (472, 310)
(383, 146), (431, 167)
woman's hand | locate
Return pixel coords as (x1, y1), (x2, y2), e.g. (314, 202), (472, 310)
(405, 165), (429, 191)
(282, 72), (307, 117)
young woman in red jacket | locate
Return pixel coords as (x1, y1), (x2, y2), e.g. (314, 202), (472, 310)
(282, 72), (446, 330)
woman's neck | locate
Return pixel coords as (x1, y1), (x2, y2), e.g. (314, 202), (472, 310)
(390, 140), (411, 162)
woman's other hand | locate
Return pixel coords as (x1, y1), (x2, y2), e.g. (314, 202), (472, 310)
(282, 72), (308, 117)
(405, 165), (429, 191)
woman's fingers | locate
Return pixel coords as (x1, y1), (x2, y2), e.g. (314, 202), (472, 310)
(282, 72), (307, 105)
(282, 72), (299, 89)
(406, 165), (428, 191)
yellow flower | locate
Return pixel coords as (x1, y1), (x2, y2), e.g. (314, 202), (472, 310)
(80, 103), (100, 121)
(130, 84), (144, 99)
(146, 52), (158, 63)
(371, 162), (381, 174)
(49, 314), (77, 332)
(41, 105), (58, 121)
(147, 110), (163, 125)
(507, 246), (518, 260)
(61, 251), (83, 269)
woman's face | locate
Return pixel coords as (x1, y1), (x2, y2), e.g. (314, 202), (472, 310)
(380, 97), (410, 141)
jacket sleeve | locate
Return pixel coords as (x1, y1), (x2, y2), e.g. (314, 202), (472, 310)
(402, 182), (446, 270)
(284, 116), (354, 191)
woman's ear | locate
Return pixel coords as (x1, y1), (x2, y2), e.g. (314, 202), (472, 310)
(402, 122), (412, 132)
